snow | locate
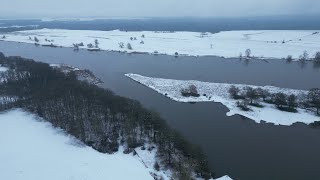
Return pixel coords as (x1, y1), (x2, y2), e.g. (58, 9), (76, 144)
(2, 29), (320, 59)
(0, 66), (8, 72)
(0, 25), (39, 29)
(0, 66), (9, 83)
(125, 73), (320, 126)
(215, 176), (233, 180)
(0, 109), (154, 180)
(134, 146), (172, 180)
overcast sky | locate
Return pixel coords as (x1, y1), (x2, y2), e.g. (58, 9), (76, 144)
(1, 0), (320, 18)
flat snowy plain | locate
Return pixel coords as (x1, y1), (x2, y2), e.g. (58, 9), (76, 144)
(126, 73), (320, 126)
(2, 29), (320, 59)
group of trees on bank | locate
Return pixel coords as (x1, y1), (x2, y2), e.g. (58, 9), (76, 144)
(0, 53), (212, 179)
(286, 51), (320, 64)
(229, 85), (320, 115)
(181, 85), (200, 97)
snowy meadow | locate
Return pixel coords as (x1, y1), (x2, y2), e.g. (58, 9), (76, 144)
(1, 29), (320, 60)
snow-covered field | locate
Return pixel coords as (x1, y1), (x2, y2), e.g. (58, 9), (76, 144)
(0, 109), (154, 180)
(125, 73), (320, 126)
(0, 109), (231, 180)
(2, 29), (320, 59)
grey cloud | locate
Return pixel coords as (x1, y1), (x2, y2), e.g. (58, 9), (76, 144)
(1, 0), (320, 18)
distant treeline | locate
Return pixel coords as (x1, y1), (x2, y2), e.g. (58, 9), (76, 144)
(0, 53), (212, 179)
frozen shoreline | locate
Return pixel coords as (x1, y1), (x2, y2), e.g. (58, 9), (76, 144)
(125, 73), (319, 126)
(1, 29), (320, 59)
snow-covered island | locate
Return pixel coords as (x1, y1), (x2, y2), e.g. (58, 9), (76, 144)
(125, 73), (320, 126)
(1, 29), (320, 59)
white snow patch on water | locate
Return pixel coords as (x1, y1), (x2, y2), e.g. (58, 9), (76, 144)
(2, 29), (320, 59)
(0, 109), (154, 180)
(125, 73), (320, 126)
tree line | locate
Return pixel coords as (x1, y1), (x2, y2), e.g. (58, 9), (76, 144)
(229, 85), (320, 115)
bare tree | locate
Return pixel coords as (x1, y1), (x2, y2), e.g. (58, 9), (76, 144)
(274, 92), (287, 108)
(94, 39), (99, 48)
(245, 49), (251, 58)
(245, 87), (259, 104)
(308, 88), (320, 115)
(299, 50), (309, 61)
(314, 51), (320, 63)
(287, 94), (297, 110)
(256, 88), (270, 101)
(239, 53), (243, 60)
(286, 55), (293, 63)
(229, 85), (240, 99)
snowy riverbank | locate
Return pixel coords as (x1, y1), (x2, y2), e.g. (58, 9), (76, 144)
(125, 73), (319, 126)
(2, 29), (320, 59)
(0, 109), (232, 180)
(0, 109), (154, 180)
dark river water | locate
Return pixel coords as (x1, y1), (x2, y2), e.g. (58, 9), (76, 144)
(1, 41), (320, 180)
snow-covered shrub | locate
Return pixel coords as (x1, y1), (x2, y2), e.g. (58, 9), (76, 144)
(299, 50), (309, 62)
(87, 43), (94, 48)
(314, 52), (320, 63)
(245, 49), (251, 58)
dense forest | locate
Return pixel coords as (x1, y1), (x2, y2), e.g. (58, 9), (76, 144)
(0, 52), (212, 180)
